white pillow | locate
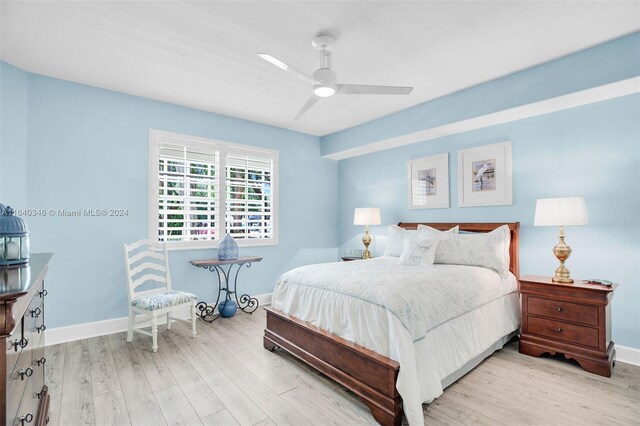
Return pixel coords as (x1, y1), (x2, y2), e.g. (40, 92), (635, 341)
(417, 224), (459, 240)
(399, 238), (439, 266)
(435, 225), (511, 275)
(384, 225), (418, 257)
(418, 225), (459, 263)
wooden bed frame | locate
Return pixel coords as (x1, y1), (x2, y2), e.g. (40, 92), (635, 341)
(264, 222), (520, 425)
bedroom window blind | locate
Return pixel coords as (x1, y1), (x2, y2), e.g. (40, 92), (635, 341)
(150, 130), (278, 249)
(225, 153), (274, 240)
(157, 143), (220, 243)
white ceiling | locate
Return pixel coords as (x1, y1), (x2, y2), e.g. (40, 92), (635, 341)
(1, 1), (638, 136)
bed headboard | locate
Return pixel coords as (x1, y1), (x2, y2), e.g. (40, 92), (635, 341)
(397, 222), (520, 278)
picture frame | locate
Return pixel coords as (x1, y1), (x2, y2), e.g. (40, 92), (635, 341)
(457, 140), (513, 207)
(407, 153), (449, 209)
(344, 248), (363, 258)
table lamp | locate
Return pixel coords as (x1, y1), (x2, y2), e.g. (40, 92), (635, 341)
(534, 197), (588, 283)
(353, 207), (381, 259)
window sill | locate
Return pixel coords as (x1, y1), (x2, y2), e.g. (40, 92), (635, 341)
(165, 238), (279, 251)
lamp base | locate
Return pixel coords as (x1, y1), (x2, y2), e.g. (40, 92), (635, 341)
(362, 229), (372, 259)
(552, 226), (573, 284)
(552, 267), (574, 284)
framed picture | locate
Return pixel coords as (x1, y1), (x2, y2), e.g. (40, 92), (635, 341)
(408, 153), (449, 209)
(344, 248), (363, 258)
(458, 141), (512, 207)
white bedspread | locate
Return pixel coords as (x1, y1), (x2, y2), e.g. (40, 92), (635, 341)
(272, 256), (520, 425)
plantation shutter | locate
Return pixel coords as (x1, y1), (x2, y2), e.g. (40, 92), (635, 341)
(157, 142), (219, 242)
(225, 152), (274, 240)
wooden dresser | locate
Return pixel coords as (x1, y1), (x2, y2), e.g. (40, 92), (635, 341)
(1, 253), (52, 426)
(519, 275), (616, 377)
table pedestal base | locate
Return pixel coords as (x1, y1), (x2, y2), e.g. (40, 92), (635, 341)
(194, 260), (259, 322)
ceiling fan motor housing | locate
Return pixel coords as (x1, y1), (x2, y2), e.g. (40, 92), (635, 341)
(313, 68), (337, 84)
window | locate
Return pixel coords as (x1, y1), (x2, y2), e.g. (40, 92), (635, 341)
(149, 130), (278, 249)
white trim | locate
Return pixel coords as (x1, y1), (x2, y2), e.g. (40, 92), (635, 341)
(148, 129), (279, 249)
(323, 77), (640, 161)
(616, 344), (640, 367)
(45, 292), (273, 346)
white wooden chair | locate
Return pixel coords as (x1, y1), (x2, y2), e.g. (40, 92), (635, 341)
(124, 239), (197, 352)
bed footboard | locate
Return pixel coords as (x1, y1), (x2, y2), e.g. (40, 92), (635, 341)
(263, 307), (402, 426)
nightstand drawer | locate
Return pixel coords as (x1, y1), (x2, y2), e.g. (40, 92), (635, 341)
(528, 296), (598, 326)
(527, 316), (599, 348)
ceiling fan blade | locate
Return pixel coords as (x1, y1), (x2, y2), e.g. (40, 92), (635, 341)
(293, 96), (320, 121)
(257, 53), (317, 85)
(337, 84), (413, 95)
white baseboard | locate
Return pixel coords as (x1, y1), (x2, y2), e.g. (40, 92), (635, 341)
(615, 344), (640, 367)
(46, 292), (272, 346)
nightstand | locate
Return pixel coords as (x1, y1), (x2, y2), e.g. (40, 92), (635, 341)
(519, 275), (617, 377)
(341, 256), (362, 262)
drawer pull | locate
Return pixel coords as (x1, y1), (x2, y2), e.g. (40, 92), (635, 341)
(37, 357), (47, 366)
(38, 289), (48, 298)
(557, 307), (563, 312)
(37, 324), (47, 333)
(556, 328), (563, 333)
(18, 413), (34, 424)
(30, 307), (42, 318)
(19, 367), (33, 380)
(36, 389), (45, 399)
(12, 337), (28, 351)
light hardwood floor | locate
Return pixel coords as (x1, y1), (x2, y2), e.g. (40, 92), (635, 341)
(47, 308), (640, 426)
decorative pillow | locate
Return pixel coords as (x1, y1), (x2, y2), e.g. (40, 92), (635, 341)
(434, 225), (511, 275)
(418, 225), (459, 263)
(384, 225), (418, 257)
(399, 238), (439, 266)
(417, 225), (459, 240)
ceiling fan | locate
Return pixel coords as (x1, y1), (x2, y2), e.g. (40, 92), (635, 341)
(257, 34), (414, 120)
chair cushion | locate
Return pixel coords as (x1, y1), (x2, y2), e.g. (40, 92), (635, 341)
(131, 290), (197, 311)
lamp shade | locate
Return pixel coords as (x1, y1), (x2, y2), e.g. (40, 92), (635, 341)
(353, 207), (381, 226)
(534, 197), (588, 226)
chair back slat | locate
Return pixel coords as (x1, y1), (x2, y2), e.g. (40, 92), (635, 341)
(130, 261), (166, 277)
(124, 239), (173, 302)
(132, 273), (167, 289)
(126, 239), (165, 252)
(129, 251), (164, 264)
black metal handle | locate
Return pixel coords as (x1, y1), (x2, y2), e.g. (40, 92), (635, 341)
(13, 337), (28, 351)
(37, 357), (47, 366)
(37, 324), (46, 333)
(19, 413), (33, 424)
(19, 367), (33, 380)
(38, 289), (48, 298)
(30, 307), (42, 318)
(557, 307), (563, 312)
(556, 328), (563, 333)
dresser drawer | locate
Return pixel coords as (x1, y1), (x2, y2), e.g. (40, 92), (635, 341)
(24, 308), (46, 350)
(7, 348), (33, 422)
(30, 344), (46, 400)
(12, 383), (39, 426)
(6, 318), (25, 374)
(528, 296), (598, 326)
(527, 316), (599, 348)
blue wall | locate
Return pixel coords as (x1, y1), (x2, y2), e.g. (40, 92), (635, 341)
(0, 62), (29, 205)
(2, 69), (338, 328)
